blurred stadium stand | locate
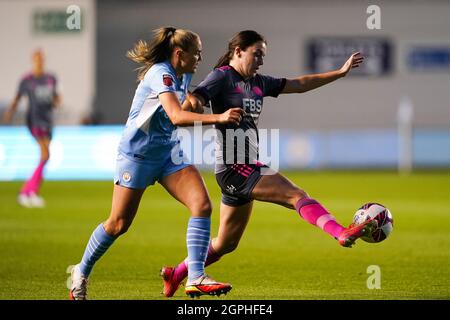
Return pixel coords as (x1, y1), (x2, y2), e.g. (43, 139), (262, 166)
(1, 0), (450, 180)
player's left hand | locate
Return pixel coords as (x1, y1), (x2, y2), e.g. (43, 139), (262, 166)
(340, 52), (364, 76)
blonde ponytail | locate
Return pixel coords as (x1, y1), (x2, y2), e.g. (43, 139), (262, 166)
(127, 26), (199, 81)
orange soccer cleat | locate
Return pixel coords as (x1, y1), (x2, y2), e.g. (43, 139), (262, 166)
(338, 219), (378, 248)
(185, 274), (232, 298)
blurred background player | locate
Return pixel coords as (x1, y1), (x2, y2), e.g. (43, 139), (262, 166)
(68, 27), (242, 300)
(2, 48), (61, 208)
(161, 30), (376, 297)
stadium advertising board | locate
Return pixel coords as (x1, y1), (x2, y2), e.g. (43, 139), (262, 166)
(307, 37), (393, 76)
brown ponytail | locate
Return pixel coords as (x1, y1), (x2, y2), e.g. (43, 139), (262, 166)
(214, 30), (266, 69)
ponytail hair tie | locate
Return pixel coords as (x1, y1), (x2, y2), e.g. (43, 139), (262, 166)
(167, 28), (176, 37)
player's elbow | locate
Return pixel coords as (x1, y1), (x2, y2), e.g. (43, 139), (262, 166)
(285, 78), (307, 94)
(191, 100), (203, 111)
(295, 78), (310, 93)
(170, 111), (192, 127)
(166, 110), (182, 126)
(170, 115), (183, 126)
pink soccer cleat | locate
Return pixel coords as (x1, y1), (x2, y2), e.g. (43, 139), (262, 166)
(338, 219), (378, 248)
(160, 266), (184, 298)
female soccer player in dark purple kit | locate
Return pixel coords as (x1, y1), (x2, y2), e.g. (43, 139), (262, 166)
(3, 49), (61, 208)
(160, 30), (377, 297)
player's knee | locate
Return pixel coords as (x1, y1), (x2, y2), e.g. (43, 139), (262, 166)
(190, 198), (213, 217)
(104, 218), (131, 237)
(41, 151), (50, 163)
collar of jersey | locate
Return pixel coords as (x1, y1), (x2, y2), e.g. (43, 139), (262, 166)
(227, 64), (255, 82)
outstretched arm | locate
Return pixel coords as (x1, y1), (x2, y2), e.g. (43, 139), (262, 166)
(2, 94), (21, 123)
(282, 52), (364, 94)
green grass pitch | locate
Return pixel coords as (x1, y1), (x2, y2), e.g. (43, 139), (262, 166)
(1, 171), (449, 300)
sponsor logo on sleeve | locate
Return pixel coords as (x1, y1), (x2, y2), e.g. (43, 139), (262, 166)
(163, 74), (174, 87)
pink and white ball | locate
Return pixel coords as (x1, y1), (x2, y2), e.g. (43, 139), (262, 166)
(353, 203), (394, 243)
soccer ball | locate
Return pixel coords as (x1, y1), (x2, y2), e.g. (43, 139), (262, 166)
(353, 203), (393, 243)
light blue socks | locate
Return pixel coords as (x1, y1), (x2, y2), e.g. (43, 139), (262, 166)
(186, 217), (211, 281)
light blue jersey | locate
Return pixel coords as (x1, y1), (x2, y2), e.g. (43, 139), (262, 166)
(115, 61), (192, 189)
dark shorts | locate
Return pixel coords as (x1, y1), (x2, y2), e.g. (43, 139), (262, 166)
(215, 163), (268, 207)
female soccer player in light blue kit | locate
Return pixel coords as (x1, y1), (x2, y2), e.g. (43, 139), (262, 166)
(68, 27), (242, 299)
(161, 30), (376, 297)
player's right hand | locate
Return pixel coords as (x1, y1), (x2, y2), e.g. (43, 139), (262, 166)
(340, 52), (364, 77)
(219, 107), (243, 125)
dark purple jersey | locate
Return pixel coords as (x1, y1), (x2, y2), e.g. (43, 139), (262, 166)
(17, 73), (58, 129)
(193, 65), (285, 173)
